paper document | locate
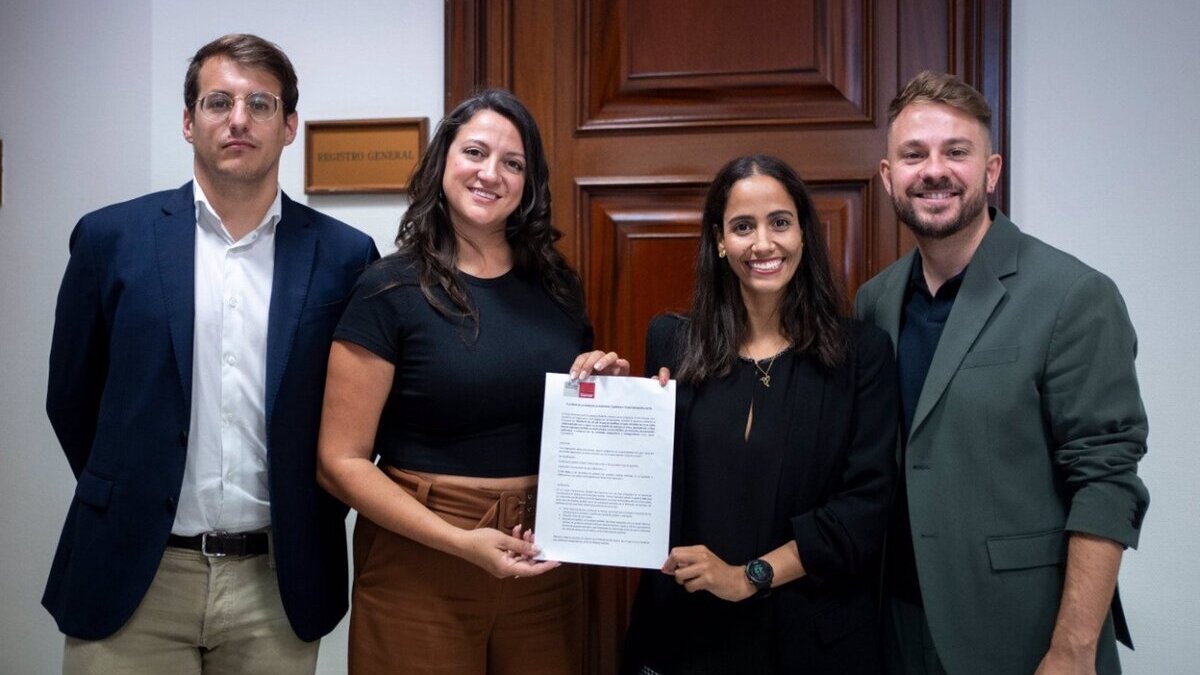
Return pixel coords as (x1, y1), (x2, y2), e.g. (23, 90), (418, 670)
(534, 373), (676, 569)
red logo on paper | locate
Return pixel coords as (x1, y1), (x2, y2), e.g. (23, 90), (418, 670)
(578, 381), (596, 398)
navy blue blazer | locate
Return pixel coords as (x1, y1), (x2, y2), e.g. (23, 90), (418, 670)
(45, 182), (380, 641)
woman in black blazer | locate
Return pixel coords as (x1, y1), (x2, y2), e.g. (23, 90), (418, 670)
(623, 155), (898, 674)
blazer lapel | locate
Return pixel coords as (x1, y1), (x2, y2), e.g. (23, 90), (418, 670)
(866, 251), (915, 464)
(876, 252), (916, 352)
(760, 356), (826, 552)
(909, 214), (1020, 439)
(265, 194), (317, 429)
(155, 182), (198, 402)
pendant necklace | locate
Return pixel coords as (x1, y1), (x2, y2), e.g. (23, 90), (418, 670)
(751, 354), (778, 387)
(740, 343), (791, 388)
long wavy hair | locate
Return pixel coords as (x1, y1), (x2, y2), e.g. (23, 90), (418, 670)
(676, 155), (846, 383)
(386, 89), (581, 334)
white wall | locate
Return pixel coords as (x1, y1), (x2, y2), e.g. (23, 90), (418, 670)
(0, 1), (441, 673)
(3, 1), (1197, 673)
(1010, 1), (1200, 672)
(0, 2), (153, 672)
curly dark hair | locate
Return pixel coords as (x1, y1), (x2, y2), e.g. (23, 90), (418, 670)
(385, 89), (581, 335)
(676, 155), (846, 383)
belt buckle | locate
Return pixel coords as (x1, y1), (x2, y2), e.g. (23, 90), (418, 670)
(201, 531), (230, 558)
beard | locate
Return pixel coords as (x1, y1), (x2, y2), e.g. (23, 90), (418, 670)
(892, 177), (989, 241)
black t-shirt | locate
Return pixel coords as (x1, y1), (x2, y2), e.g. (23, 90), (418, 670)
(334, 255), (593, 477)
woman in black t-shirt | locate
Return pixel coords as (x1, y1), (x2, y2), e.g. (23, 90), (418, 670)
(318, 90), (627, 675)
(622, 155), (898, 674)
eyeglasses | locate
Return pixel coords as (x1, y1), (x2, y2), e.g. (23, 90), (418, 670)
(195, 91), (283, 122)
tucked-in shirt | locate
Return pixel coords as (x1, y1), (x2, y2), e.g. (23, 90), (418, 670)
(334, 256), (593, 477)
(172, 179), (280, 536)
(886, 253), (966, 604)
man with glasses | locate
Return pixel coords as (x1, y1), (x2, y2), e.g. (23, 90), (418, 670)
(44, 34), (378, 674)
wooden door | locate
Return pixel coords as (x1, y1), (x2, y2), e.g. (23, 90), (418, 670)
(446, 2), (1009, 672)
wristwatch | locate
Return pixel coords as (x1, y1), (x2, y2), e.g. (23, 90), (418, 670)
(744, 558), (773, 598)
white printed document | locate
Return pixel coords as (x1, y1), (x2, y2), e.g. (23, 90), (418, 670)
(534, 373), (676, 569)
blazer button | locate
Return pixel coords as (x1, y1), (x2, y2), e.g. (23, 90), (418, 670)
(179, 430), (189, 447)
(165, 497), (177, 515)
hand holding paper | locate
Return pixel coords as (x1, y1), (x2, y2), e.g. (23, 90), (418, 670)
(534, 373), (675, 569)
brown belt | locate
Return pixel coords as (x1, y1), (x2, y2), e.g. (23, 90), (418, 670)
(384, 466), (537, 532)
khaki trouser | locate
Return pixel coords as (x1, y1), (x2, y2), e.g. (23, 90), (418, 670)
(349, 468), (584, 675)
(63, 546), (318, 675)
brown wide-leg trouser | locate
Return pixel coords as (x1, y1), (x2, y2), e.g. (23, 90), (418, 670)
(349, 467), (584, 675)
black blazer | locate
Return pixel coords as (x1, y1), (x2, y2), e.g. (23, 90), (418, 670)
(44, 182), (380, 641)
(623, 315), (898, 674)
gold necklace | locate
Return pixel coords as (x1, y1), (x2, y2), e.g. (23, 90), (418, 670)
(741, 343), (791, 387)
(751, 355), (777, 387)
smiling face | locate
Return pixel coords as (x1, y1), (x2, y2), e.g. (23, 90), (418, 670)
(881, 101), (1002, 241)
(183, 56), (296, 190)
(441, 109), (527, 239)
(717, 173), (804, 306)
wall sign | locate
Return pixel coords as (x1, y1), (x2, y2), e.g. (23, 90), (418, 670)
(305, 118), (428, 194)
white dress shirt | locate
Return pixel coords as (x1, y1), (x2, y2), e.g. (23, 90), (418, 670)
(172, 179), (281, 536)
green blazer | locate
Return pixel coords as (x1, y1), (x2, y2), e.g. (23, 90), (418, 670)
(854, 211), (1149, 675)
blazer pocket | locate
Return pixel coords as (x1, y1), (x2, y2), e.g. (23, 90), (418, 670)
(74, 470), (114, 510)
(299, 298), (347, 324)
(960, 345), (1019, 369)
(986, 528), (1067, 571)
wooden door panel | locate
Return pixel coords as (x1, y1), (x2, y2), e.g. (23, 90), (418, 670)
(445, 2), (1009, 672)
(811, 180), (872, 302)
(581, 0), (870, 130)
(580, 178), (706, 375)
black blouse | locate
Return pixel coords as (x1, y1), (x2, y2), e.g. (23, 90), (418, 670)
(623, 314), (898, 675)
(682, 350), (799, 567)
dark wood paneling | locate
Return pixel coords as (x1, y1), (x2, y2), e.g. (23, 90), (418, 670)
(626, 1), (817, 76)
(579, 0), (870, 130)
(811, 180), (871, 303)
(579, 177), (707, 374)
(444, 0), (515, 110)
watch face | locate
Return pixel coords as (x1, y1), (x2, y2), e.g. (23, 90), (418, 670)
(747, 559), (772, 585)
